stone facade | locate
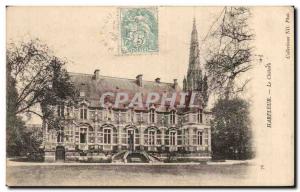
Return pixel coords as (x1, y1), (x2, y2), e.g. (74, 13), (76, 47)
(43, 101), (212, 162)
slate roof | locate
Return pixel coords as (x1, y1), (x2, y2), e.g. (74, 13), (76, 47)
(69, 72), (183, 109)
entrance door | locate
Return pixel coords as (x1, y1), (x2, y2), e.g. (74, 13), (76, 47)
(55, 146), (65, 161)
(128, 130), (134, 151)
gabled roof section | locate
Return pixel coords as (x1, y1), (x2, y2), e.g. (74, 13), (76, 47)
(68, 72), (182, 108)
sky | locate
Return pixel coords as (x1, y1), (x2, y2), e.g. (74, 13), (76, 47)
(6, 6), (224, 86)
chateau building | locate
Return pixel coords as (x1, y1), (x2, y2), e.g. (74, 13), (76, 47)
(43, 19), (212, 162)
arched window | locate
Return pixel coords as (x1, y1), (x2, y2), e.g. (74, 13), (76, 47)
(197, 109), (203, 123)
(149, 109), (155, 123)
(80, 105), (88, 120)
(170, 110), (176, 124)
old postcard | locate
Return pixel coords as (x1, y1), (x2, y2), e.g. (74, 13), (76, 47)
(6, 6), (294, 186)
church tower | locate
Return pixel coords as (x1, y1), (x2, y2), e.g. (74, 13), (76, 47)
(183, 18), (208, 105)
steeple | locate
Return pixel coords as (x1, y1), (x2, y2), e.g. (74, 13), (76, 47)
(188, 18), (201, 72)
(182, 18), (209, 107)
(185, 18), (202, 91)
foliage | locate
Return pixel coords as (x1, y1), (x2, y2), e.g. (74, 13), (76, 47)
(7, 39), (77, 112)
(6, 115), (26, 156)
(206, 7), (254, 99)
(7, 39), (77, 156)
(211, 98), (254, 160)
(7, 39), (77, 128)
(204, 7), (255, 160)
(7, 65), (42, 156)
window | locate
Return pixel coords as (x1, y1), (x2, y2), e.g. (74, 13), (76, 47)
(170, 111), (176, 124)
(129, 110), (134, 122)
(197, 131), (203, 145)
(80, 105), (88, 120)
(136, 112), (142, 123)
(108, 109), (112, 121)
(65, 135), (69, 142)
(57, 105), (64, 117)
(57, 130), (64, 143)
(80, 128), (87, 143)
(80, 91), (85, 97)
(149, 130), (155, 145)
(127, 130), (134, 146)
(149, 109), (155, 123)
(66, 107), (71, 117)
(197, 109), (203, 123)
(170, 132), (176, 146)
(104, 129), (111, 144)
(97, 111), (102, 121)
(120, 112), (126, 123)
(204, 131), (209, 145)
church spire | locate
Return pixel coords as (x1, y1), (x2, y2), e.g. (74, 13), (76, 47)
(188, 18), (201, 72)
(183, 18), (208, 106)
(185, 18), (202, 91)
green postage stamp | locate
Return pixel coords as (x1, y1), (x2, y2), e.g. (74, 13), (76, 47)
(119, 7), (158, 54)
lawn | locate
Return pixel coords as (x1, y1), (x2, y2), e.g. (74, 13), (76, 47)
(7, 162), (251, 186)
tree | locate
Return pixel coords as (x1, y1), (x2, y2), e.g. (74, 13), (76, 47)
(205, 7), (254, 99)
(211, 98), (253, 160)
(7, 39), (77, 155)
(204, 7), (256, 160)
(6, 67), (26, 156)
(7, 39), (77, 115)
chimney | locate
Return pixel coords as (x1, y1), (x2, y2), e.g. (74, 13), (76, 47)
(155, 77), (161, 83)
(173, 79), (178, 89)
(94, 69), (100, 80)
(136, 74), (143, 87)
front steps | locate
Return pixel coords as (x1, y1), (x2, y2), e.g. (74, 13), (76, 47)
(112, 150), (162, 163)
(111, 150), (211, 163)
(125, 151), (149, 163)
(111, 150), (127, 163)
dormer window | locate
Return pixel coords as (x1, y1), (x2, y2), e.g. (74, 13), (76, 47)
(149, 109), (155, 123)
(197, 109), (203, 123)
(57, 105), (64, 117)
(170, 110), (176, 124)
(80, 105), (88, 120)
